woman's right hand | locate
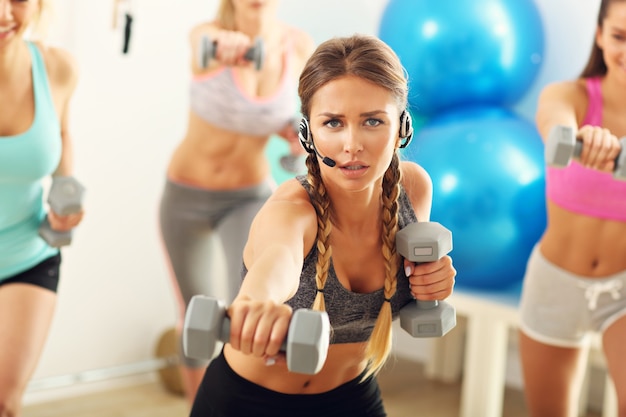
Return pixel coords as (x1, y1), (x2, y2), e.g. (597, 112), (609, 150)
(577, 125), (622, 172)
(227, 299), (293, 362)
(210, 30), (256, 67)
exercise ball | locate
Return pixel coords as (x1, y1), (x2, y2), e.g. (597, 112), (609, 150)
(405, 107), (546, 289)
(379, 0), (545, 116)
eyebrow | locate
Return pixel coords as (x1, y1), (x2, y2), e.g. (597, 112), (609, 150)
(316, 110), (389, 118)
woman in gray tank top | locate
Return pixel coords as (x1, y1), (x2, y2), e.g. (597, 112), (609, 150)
(188, 34), (456, 417)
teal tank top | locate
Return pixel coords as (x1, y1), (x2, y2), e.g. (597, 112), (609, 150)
(0, 42), (62, 280)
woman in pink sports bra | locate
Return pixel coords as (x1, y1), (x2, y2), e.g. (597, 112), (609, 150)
(158, 0), (315, 406)
(518, 0), (626, 415)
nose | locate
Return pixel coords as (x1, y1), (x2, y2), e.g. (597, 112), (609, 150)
(0, 0), (12, 21)
(342, 125), (363, 154)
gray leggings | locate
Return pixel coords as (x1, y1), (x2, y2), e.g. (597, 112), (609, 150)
(159, 178), (273, 367)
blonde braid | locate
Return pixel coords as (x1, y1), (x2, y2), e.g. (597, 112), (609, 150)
(306, 155), (333, 312)
(363, 153), (402, 380)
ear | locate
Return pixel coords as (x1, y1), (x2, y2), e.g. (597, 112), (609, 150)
(595, 25), (604, 50)
(298, 117), (315, 154)
(398, 110), (413, 149)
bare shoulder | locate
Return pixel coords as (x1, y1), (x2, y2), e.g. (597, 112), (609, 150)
(265, 178), (315, 213)
(35, 43), (78, 91)
(539, 79), (587, 104)
(536, 78), (589, 130)
(248, 178), (318, 251)
(257, 179), (318, 228)
(400, 160), (433, 221)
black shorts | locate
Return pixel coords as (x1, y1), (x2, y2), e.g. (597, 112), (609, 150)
(190, 350), (387, 417)
(0, 253), (62, 293)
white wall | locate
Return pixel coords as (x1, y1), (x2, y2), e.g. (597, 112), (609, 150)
(25, 0), (600, 404)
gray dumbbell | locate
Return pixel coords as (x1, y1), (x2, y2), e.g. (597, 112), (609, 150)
(38, 176), (85, 248)
(396, 222), (456, 338)
(546, 125), (626, 181)
(279, 154), (307, 174)
(198, 35), (265, 71)
(183, 295), (330, 375)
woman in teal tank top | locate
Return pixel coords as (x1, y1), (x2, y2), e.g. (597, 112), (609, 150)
(0, 1), (83, 415)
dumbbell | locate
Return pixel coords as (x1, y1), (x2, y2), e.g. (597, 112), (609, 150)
(396, 221), (456, 338)
(545, 125), (626, 181)
(38, 176), (85, 248)
(183, 295), (330, 374)
(198, 35), (265, 71)
(279, 118), (307, 174)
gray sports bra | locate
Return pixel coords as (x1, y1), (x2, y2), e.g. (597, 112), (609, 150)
(241, 176), (419, 344)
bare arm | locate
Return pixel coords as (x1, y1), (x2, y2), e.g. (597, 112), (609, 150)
(400, 160), (455, 301)
(237, 181), (317, 303)
(227, 180), (318, 357)
(400, 160), (433, 222)
(535, 81), (586, 142)
(536, 80), (621, 172)
(46, 46), (79, 177)
(42, 45), (83, 230)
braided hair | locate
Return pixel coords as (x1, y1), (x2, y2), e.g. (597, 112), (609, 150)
(298, 35), (409, 378)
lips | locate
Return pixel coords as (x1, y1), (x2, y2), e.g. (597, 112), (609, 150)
(342, 165), (366, 170)
(0, 27), (16, 39)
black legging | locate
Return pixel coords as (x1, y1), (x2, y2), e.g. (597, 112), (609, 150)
(0, 253), (61, 292)
(190, 350), (387, 417)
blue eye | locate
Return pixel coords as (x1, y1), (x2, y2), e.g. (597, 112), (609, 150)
(325, 119), (341, 128)
(365, 118), (383, 127)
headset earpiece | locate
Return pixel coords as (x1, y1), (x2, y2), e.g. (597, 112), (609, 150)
(399, 110), (413, 149)
(298, 117), (315, 154)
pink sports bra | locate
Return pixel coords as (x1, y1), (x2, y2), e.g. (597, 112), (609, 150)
(188, 37), (297, 137)
(545, 77), (626, 222)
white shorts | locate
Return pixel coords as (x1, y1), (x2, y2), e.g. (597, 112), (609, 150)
(519, 245), (626, 348)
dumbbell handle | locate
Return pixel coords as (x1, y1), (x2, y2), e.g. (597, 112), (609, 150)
(184, 295), (330, 375)
(548, 125), (626, 177)
(209, 310), (289, 352)
(39, 176), (85, 247)
(568, 136), (625, 164)
(396, 222), (453, 310)
(199, 35), (264, 70)
(48, 176), (85, 216)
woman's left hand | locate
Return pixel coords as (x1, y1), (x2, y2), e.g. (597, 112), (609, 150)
(47, 209), (84, 232)
(404, 255), (456, 301)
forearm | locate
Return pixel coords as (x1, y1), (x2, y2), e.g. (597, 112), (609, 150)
(53, 134), (75, 177)
(236, 244), (301, 304)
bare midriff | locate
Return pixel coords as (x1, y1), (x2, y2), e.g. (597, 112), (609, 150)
(167, 112), (272, 189)
(223, 342), (369, 394)
(539, 201), (626, 277)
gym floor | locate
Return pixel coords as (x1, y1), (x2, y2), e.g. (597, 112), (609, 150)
(22, 356), (601, 417)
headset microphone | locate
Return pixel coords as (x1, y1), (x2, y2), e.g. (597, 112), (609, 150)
(298, 117), (336, 168)
(312, 143), (336, 168)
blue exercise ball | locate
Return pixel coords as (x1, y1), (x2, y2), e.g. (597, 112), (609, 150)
(379, 0), (544, 117)
(404, 107), (546, 289)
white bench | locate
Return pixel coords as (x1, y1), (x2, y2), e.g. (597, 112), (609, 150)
(426, 284), (618, 417)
